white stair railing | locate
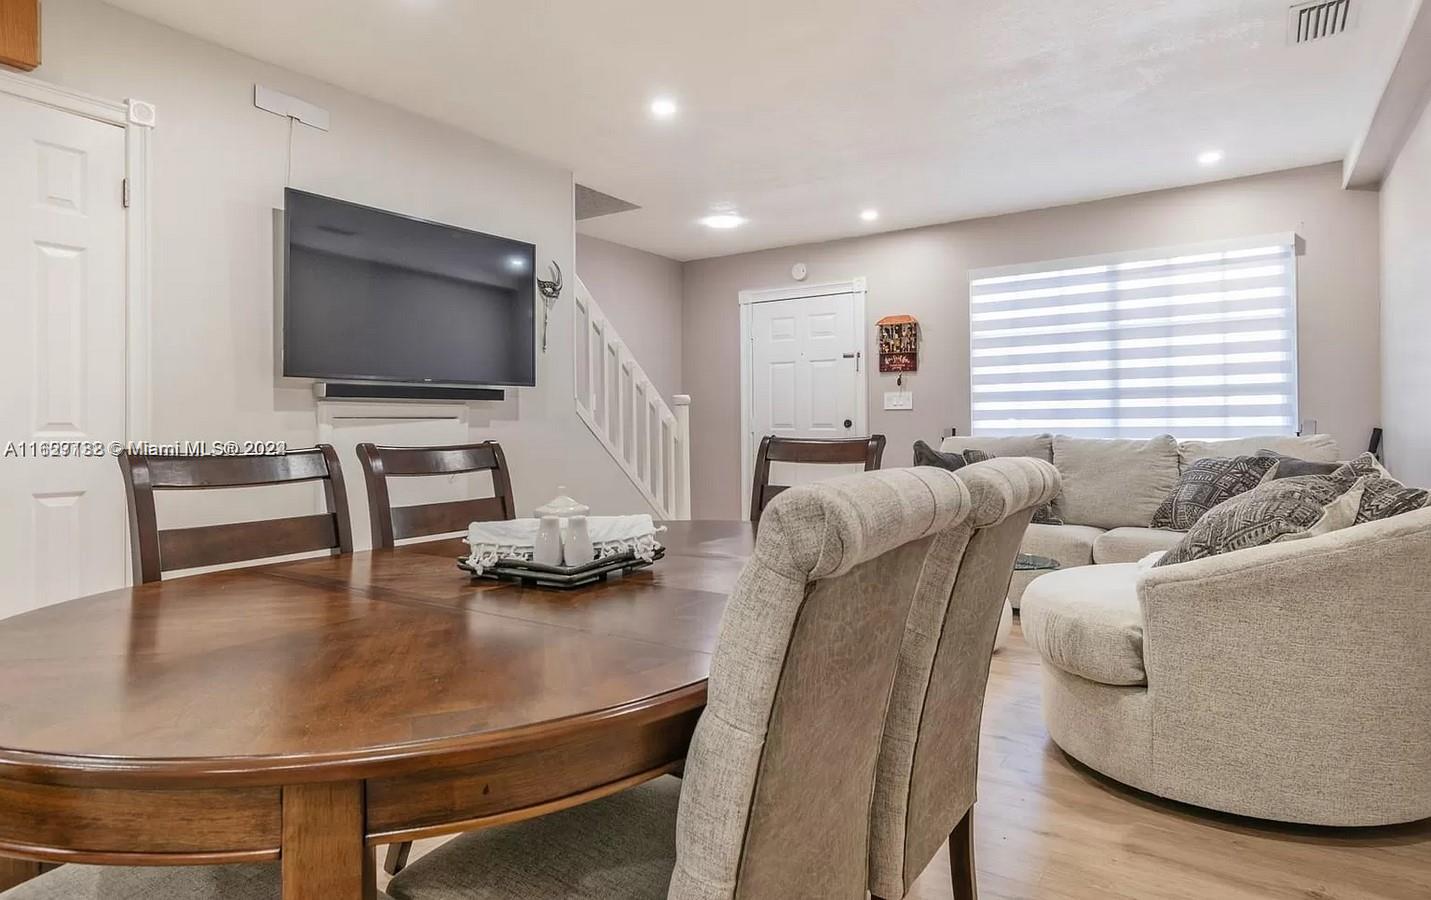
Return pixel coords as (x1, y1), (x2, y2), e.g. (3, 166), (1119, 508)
(573, 275), (691, 520)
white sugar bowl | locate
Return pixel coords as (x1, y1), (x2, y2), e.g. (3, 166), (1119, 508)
(533, 487), (589, 520)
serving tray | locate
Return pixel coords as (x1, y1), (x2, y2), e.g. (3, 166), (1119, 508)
(457, 548), (665, 589)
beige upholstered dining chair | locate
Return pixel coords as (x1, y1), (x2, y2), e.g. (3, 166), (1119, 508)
(386, 467), (977, 900)
(869, 457), (1060, 900)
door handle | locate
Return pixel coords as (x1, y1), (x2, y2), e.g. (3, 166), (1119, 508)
(844, 419), (853, 429)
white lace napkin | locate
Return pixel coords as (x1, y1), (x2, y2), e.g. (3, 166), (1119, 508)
(464, 515), (665, 575)
(588, 515), (666, 562)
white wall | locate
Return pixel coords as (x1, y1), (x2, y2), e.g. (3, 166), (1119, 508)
(575, 234), (684, 400)
(683, 164), (1382, 519)
(26, 0), (650, 528)
(1380, 94), (1431, 485)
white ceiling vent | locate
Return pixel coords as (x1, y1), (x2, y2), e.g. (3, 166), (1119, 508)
(1288, 0), (1357, 44)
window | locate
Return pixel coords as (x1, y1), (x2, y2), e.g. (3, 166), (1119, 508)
(968, 235), (1299, 440)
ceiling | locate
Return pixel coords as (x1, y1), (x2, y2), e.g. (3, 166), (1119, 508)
(103, 0), (1411, 261)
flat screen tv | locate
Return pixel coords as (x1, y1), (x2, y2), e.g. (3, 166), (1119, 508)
(283, 189), (537, 387)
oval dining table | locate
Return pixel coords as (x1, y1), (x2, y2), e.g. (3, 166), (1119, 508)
(0, 520), (754, 899)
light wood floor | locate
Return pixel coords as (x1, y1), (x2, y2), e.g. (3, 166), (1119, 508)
(384, 621), (1431, 900)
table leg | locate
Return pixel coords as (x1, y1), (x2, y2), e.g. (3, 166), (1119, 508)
(281, 782), (373, 900)
(0, 858), (48, 891)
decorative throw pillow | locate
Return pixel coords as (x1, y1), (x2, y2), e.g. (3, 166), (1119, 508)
(1334, 453), (1429, 524)
(1339, 452), (1389, 478)
(913, 441), (1063, 524)
(1155, 471), (1365, 567)
(962, 449), (1064, 525)
(1151, 455), (1278, 531)
(912, 440), (968, 471)
(1257, 450), (1342, 481)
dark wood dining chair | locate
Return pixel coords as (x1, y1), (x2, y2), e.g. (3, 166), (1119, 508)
(355, 442), (516, 550)
(749, 434), (886, 525)
(117, 445), (353, 584)
(357, 445), (515, 877)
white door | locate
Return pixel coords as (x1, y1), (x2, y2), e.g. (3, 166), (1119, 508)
(747, 290), (865, 499)
(0, 93), (129, 619)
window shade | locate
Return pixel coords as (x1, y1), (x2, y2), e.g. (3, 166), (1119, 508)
(969, 236), (1299, 440)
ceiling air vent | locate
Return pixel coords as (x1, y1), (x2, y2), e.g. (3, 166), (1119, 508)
(1288, 0), (1356, 44)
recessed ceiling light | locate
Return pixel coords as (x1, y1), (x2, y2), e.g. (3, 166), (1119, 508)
(1197, 149), (1225, 166)
(698, 213), (747, 230)
(860, 208), (880, 222)
(649, 97), (679, 120)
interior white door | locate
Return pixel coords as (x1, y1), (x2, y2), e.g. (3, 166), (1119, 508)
(749, 291), (863, 490)
(0, 93), (128, 619)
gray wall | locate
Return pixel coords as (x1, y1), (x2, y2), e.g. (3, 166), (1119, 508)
(29, 0), (653, 524)
(1380, 96), (1431, 486)
(576, 234), (684, 399)
(683, 163), (1381, 519)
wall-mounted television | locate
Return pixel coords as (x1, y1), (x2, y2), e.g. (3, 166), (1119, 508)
(283, 189), (537, 387)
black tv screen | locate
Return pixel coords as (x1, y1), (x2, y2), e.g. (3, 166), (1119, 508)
(283, 189), (536, 387)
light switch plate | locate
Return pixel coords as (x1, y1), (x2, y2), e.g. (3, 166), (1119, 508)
(884, 391), (913, 411)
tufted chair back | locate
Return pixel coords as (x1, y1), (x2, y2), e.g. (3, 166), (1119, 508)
(668, 467), (974, 900)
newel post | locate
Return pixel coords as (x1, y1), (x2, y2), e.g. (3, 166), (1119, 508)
(672, 394), (692, 520)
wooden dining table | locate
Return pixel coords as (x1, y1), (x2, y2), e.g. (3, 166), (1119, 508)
(0, 521), (754, 899)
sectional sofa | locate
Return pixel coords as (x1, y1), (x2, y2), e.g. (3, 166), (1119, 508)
(937, 432), (1342, 608)
(1019, 505), (1431, 826)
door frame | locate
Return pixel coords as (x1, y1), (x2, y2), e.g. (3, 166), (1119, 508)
(737, 278), (868, 518)
(0, 72), (156, 590)
(0, 70), (156, 445)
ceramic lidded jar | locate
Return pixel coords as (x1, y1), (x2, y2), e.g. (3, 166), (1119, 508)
(533, 487), (589, 520)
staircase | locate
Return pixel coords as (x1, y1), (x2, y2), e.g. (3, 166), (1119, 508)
(573, 276), (691, 520)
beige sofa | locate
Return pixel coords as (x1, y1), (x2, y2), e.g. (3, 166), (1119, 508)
(1019, 507), (1431, 826)
(939, 433), (1342, 608)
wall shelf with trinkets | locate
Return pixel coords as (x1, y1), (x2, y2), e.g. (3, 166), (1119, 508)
(876, 315), (919, 376)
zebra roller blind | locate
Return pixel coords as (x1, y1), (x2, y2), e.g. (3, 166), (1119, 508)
(969, 235), (1300, 439)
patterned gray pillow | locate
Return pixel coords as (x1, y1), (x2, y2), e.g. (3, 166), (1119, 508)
(1155, 470), (1361, 567)
(962, 449), (1063, 525)
(1337, 453), (1429, 524)
(1151, 455), (1279, 531)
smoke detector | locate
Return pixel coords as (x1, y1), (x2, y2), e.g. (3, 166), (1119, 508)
(1288, 0), (1357, 44)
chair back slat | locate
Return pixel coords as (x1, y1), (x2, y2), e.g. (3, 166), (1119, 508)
(376, 445), (501, 477)
(143, 451), (333, 488)
(390, 497), (508, 543)
(157, 515), (340, 573)
(762, 438), (880, 464)
(750, 434), (886, 524)
(357, 442), (515, 549)
(118, 445), (353, 584)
